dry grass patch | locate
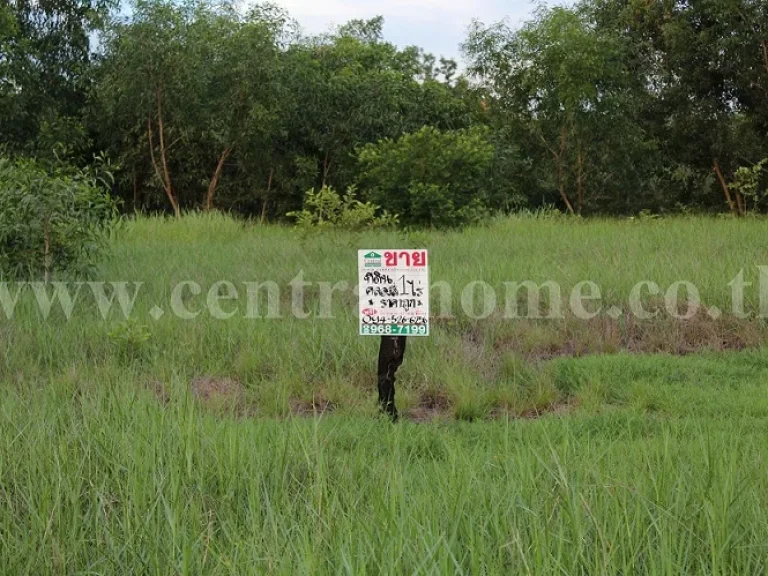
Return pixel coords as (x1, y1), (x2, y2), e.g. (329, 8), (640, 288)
(464, 311), (767, 363)
(190, 376), (248, 414)
(288, 394), (336, 417)
(405, 389), (453, 422)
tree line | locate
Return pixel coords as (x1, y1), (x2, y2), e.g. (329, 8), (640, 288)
(3, 0), (768, 225)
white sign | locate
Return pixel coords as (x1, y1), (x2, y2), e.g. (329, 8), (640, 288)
(358, 250), (429, 336)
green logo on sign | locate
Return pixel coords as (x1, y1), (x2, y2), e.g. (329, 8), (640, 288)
(363, 251), (381, 267)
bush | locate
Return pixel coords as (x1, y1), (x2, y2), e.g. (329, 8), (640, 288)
(287, 186), (398, 230)
(0, 156), (118, 280)
(731, 158), (768, 212)
(356, 126), (495, 227)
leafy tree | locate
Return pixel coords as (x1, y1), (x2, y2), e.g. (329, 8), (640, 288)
(94, 0), (286, 216)
(588, 0), (768, 215)
(185, 6), (284, 212)
(465, 7), (647, 215)
(0, 156), (118, 280)
(93, 0), (192, 216)
(274, 19), (476, 216)
(0, 0), (116, 155)
(356, 126), (494, 227)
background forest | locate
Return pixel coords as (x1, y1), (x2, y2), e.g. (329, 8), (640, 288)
(3, 0), (768, 224)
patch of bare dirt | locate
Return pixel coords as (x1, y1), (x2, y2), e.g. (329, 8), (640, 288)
(517, 401), (573, 419)
(288, 394), (336, 417)
(471, 311), (766, 363)
(190, 376), (245, 413)
(405, 390), (452, 422)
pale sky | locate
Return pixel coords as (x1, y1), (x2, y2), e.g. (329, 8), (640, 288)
(267, 0), (559, 64)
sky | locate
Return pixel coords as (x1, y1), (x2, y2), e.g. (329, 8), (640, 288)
(265, 0), (554, 64)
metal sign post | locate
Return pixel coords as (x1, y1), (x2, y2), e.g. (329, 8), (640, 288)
(358, 250), (429, 420)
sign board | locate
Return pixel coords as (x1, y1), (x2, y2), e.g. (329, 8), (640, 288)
(358, 250), (429, 336)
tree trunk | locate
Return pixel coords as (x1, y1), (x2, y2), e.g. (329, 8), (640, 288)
(204, 146), (232, 211)
(557, 160), (575, 215)
(757, 40), (768, 98)
(156, 90), (179, 218)
(713, 158), (737, 215)
(260, 167), (273, 224)
(133, 171), (140, 212)
(540, 129), (575, 215)
(148, 114), (180, 218)
(321, 151), (331, 188)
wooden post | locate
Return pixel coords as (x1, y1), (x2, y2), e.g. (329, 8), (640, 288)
(377, 335), (407, 421)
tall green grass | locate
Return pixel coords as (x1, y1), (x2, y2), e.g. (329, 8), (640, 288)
(2, 369), (768, 574)
(2, 212), (767, 416)
(2, 213), (768, 573)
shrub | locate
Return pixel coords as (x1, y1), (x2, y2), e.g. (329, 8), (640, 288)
(355, 126), (495, 227)
(107, 319), (153, 362)
(731, 158), (768, 212)
(0, 156), (118, 280)
(287, 185), (398, 230)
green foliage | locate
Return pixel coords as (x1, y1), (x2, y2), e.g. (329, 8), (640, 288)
(465, 7), (649, 215)
(0, 156), (118, 280)
(585, 0), (768, 215)
(94, 0), (289, 216)
(356, 126), (494, 227)
(731, 159), (768, 211)
(287, 186), (397, 230)
(107, 319), (153, 361)
(91, 2), (473, 219)
(7, 0), (768, 219)
(0, 0), (116, 155)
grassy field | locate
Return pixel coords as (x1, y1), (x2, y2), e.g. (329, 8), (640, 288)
(2, 213), (768, 573)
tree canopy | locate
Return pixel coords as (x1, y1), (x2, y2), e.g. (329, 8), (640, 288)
(3, 0), (768, 224)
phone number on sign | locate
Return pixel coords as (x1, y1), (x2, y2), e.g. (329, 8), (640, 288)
(360, 324), (429, 336)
